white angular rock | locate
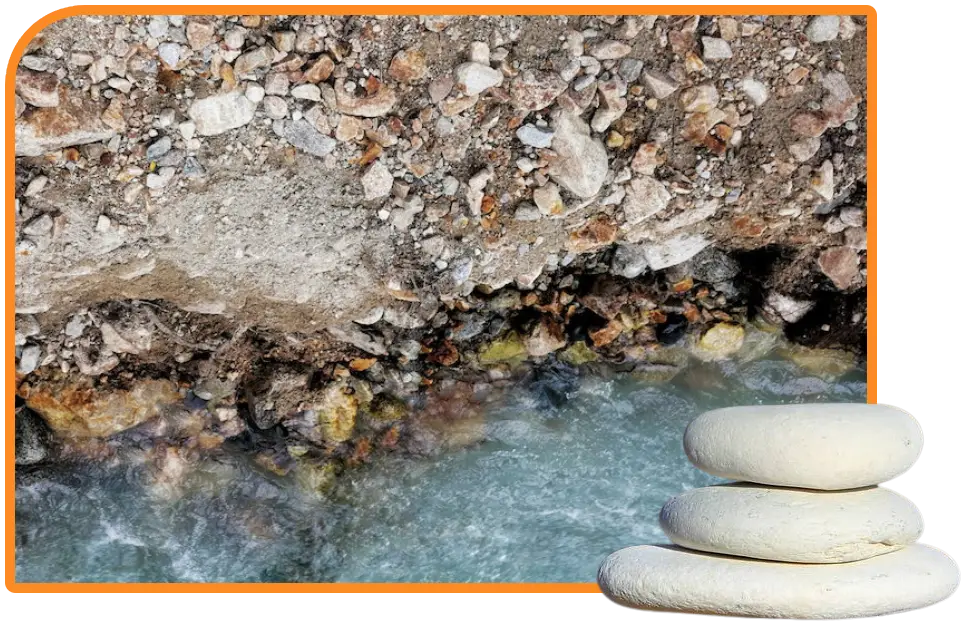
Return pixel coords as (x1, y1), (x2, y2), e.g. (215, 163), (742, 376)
(24, 176), (48, 197)
(145, 135), (172, 160)
(147, 15), (169, 38)
(465, 168), (492, 216)
(157, 43), (180, 69)
(264, 72), (289, 96)
(514, 204), (541, 221)
(515, 124), (554, 148)
(789, 136), (822, 162)
(763, 291), (815, 323)
(643, 70), (679, 99)
(22, 214), (53, 237)
(806, 15), (840, 43)
(588, 40), (632, 60)
(18, 344), (42, 374)
(590, 76), (628, 133)
(599, 544), (959, 619)
(188, 92), (256, 136)
(272, 119), (336, 158)
(642, 233), (710, 270)
(812, 159), (835, 201)
(840, 15), (858, 40)
(840, 205), (864, 228)
(660, 484), (923, 563)
(680, 84), (720, 113)
(291, 84), (322, 101)
(225, 28), (248, 51)
(468, 41), (490, 64)
(326, 325), (387, 356)
(611, 244), (648, 278)
(701, 37), (732, 60)
(533, 183), (564, 217)
(622, 176), (671, 225)
(361, 161), (394, 200)
(684, 403), (924, 490)
(547, 110), (608, 198)
(739, 78), (768, 106)
(233, 46), (274, 75)
(454, 62), (503, 96)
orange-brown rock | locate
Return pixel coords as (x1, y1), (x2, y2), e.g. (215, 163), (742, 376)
(22, 378), (181, 438)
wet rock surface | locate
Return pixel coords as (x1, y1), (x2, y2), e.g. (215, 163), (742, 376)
(15, 356), (867, 582)
(15, 405), (52, 466)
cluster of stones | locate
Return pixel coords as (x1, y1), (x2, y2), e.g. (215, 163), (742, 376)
(15, 14), (867, 338)
(12, 14), (870, 479)
(598, 404), (959, 618)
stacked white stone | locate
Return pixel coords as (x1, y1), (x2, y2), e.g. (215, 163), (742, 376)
(598, 404), (960, 618)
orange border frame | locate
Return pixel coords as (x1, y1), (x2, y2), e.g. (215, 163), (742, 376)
(5, 5), (877, 593)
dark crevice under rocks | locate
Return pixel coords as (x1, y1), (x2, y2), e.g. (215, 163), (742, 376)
(15, 246), (866, 481)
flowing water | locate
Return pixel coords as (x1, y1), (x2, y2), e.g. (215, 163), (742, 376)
(15, 357), (866, 583)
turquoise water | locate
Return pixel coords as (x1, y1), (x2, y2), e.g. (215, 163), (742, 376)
(15, 357), (866, 583)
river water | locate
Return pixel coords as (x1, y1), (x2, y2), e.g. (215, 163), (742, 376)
(15, 356), (866, 583)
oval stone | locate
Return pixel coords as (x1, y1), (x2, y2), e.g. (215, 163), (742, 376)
(660, 484), (923, 563)
(683, 404), (923, 490)
(598, 544), (959, 619)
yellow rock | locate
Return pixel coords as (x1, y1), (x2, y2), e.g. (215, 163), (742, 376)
(736, 321), (784, 362)
(695, 323), (745, 360)
(367, 394), (409, 423)
(559, 341), (600, 366)
(294, 460), (338, 494)
(314, 381), (359, 443)
(784, 346), (857, 379)
(478, 332), (528, 365)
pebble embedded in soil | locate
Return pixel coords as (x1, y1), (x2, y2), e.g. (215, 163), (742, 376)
(643, 70), (679, 99)
(515, 124), (554, 148)
(700, 37), (732, 60)
(806, 15), (840, 43)
(361, 161), (394, 200)
(273, 118), (337, 157)
(188, 92), (257, 136)
(548, 110), (608, 198)
(454, 62), (503, 96)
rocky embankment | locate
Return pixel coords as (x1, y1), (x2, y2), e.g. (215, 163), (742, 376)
(14, 14), (867, 480)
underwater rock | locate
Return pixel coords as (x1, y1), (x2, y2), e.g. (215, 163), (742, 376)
(784, 345), (857, 379)
(694, 323), (745, 359)
(15, 406), (52, 465)
(22, 378), (181, 438)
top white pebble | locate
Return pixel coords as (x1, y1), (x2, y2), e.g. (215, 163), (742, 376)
(683, 403), (923, 490)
